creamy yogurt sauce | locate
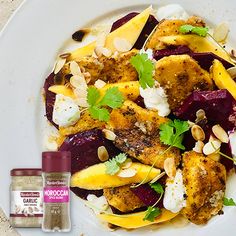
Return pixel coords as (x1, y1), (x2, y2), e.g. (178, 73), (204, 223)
(156, 4), (189, 21)
(163, 169), (186, 213)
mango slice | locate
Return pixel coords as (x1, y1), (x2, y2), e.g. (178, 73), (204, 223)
(48, 85), (76, 99)
(158, 35), (231, 63)
(98, 209), (178, 229)
(70, 162), (160, 190)
(211, 59), (236, 99)
(68, 7), (151, 60)
(100, 81), (140, 101)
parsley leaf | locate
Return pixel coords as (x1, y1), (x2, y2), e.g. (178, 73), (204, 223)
(159, 119), (189, 150)
(87, 87), (100, 106)
(87, 86), (124, 122)
(143, 206), (161, 222)
(179, 24), (209, 37)
(105, 153), (127, 175)
(149, 183), (164, 194)
(89, 106), (110, 122)
(99, 87), (124, 109)
(223, 197), (236, 206)
(130, 53), (155, 89)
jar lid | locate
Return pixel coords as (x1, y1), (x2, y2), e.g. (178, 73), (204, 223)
(42, 151), (71, 172)
(11, 168), (42, 176)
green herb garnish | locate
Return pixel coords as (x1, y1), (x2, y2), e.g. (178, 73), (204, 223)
(149, 183), (164, 194)
(159, 119), (189, 150)
(130, 53), (155, 89)
(143, 206), (161, 222)
(179, 24), (209, 37)
(87, 86), (124, 122)
(105, 153), (127, 175)
(223, 197), (236, 206)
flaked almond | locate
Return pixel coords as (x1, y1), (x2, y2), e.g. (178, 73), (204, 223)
(59, 52), (71, 59)
(95, 79), (107, 89)
(70, 75), (87, 89)
(191, 124), (205, 141)
(76, 98), (89, 107)
(94, 46), (103, 57)
(121, 158), (132, 169)
(74, 87), (87, 99)
(102, 129), (116, 141)
(150, 172), (166, 184)
(195, 109), (206, 123)
(227, 67), (236, 78)
(97, 146), (109, 162)
(207, 152), (221, 162)
(193, 140), (204, 153)
(117, 168), (137, 178)
(100, 47), (112, 57)
(54, 58), (66, 74)
(212, 124), (229, 143)
(213, 22), (229, 42)
(164, 158), (176, 178)
(70, 61), (81, 76)
(113, 37), (132, 52)
(203, 140), (221, 155)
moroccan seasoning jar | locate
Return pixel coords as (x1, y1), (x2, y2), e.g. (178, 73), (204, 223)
(42, 151), (71, 232)
(10, 168), (43, 227)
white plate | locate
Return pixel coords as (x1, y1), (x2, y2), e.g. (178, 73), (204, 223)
(0, 0), (236, 235)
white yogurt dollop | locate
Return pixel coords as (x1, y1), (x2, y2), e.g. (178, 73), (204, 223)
(163, 169), (186, 213)
(87, 194), (109, 214)
(52, 94), (80, 127)
(156, 4), (189, 21)
(140, 82), (170, 117)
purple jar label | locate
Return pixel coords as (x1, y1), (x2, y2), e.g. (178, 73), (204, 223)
(43, 187), (69, 203)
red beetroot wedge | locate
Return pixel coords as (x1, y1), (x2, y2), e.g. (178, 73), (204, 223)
(174, 90), (235, 131)
(131, 184), (163, 207)
(59, 128), (121, 174)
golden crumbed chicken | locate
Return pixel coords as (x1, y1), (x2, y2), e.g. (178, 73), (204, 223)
(146, 17), (205, 50)
(109, 100), (181, 169)
(182, 151), (226, 225)
(57, 50), (138, 85)
(99, 49), (138, 83)
(154, 55), (213, 110)
(59, 110), (105, 136)
(103, 185), (145, 212)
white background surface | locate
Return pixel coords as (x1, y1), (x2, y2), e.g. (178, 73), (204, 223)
(0, 0), (236, 235)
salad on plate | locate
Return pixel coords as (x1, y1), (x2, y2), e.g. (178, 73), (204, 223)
(43, 4), (236, 230)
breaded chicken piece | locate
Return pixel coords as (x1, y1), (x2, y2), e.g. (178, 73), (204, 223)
(114, 128), (180, 170)
(154, 55), (213, 110)
(182, 151), (226, 225)
(58, 50), (138, 85)
(99, 49), (138, 83)
(103, 185), (145, 212)
(146, 17), (205, 50)
(109, 100), (181, 169)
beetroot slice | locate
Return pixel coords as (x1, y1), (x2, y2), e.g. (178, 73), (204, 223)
(43, 73), (58, 128)
(59, 128), (121, 174)
(174, 90), (235, 131)
(220, 143), (234, 172)
(153, 46), (233, 71)
(70, 187), (103, 200)
(111, 12), (138, 31)
(131, 184), (163, 208)
(111, 12), (158, 49)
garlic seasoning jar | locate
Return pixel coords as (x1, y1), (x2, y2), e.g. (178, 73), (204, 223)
(10, 169), (43, 227)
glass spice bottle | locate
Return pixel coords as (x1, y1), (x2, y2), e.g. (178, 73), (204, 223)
(42, 151), (71, 232)
(10, 168), (43, 228)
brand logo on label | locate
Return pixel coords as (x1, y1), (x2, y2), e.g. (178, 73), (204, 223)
(20, 192), (40, 198)
(43, 187), (69, 203)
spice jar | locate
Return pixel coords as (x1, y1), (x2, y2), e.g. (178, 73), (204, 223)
(42, 151), (71, 232)
(10, 168), (43, 227)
